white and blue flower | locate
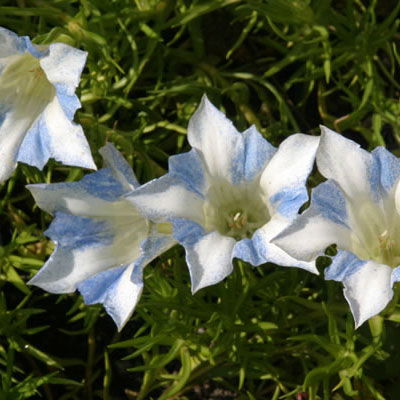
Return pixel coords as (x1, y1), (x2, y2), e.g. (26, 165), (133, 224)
(274, 126), (400, 327)
(127, 96), (319, 293)
(0, 26), (95, 183)
(27, 144), (175, 330)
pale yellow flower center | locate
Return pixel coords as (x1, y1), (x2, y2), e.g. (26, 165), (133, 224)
(203, 177), (270, 240)
(349, 198), (400, 268)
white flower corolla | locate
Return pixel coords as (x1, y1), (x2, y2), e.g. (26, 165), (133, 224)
(274, 126), (400, 327)
(27, 144), (175, 330)
(0, 26), (95, 183)
(127, 95), (319, 293)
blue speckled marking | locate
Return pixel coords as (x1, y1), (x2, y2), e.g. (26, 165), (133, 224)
(312, 180), (348, 227)
(40, 167), (128, 202)
(17, 115), (51, 169)
(325, 250), (366, 282)
(232, 230), (267, 266)
(369, 147), (400, 200)
(391, 266), (400, 285)
(55, 83), (81, 120)
(231, 126), (276, 185)
(45, 211), (113, 249)
(78, 265), (128, 304)
(136, 235), (171, 265)
(169, 150), (205, 197)
(270, 185), (308, 218)
(172, 218), (206, 247)
(22, 36), (48, 58)
(80, 168), (127, 200)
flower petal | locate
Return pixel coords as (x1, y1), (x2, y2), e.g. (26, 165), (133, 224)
(29, 211), (147, 293)
(0, 27), (25, 60)
(55, 88), (81, 120)
(78, 264), (143, 331)
(312, 180), (349, 227)
(187, 95), (242, 182)
(168, 150), (205, 196)
(369, 146), (400, 197)
(261, 133), (319, 218)
(45, 211), (114, 248)
(40, 43), (87, 96)
(0, 110), (32, 182)
(27, 169), (134, 216)
(317, 126), (372, 199)
(78, 231), (175, 331)
(126, 175), (205, 224)
(340, 259), (393, 328)
(324, 250), (366, 281)
(273, 209), (351, 262)
(99, 143), (139, 190)
(231, 125), (276, 184)
(17, 96), (96, 170)
(234, 216), (318, 273)
(391, 266), (400, 285)
(272, 180), (352, 261)
(172, 219), (236, 292)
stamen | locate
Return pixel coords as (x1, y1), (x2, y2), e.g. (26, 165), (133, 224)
(378, 230), (395, 251)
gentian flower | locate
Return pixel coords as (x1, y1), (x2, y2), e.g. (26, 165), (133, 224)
(0, 26), (95, 183)
(127, 96), (319, 293)
(27, 144), (175, 330)
(274, 126), (400, 327)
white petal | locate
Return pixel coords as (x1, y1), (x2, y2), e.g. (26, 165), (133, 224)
(273, 208), (351, 262)
(40, 43), (87, 96)
(0, 110), (33, 182)
(41, 96), (95, 169)
(127, 175), (205, 224)
(260, 134), (319, 218)
(16, 96), (95, 170)
(235, 216), (317, 273)
(394, 180), (400, 216)
(0, 27), (24, 60)
(258, 216), (318, 273)
(185, 231), (236, 293)
(187, 95), (242, 182)
(342, 261), (393, 328)
(28, 177), (137, 217)
(317, 126), (372, 199)
(99, 143), (139, 190)
(29, 213), (147, 293)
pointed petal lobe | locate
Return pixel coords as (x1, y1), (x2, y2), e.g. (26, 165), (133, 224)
(261, 134), (319, 218)
(187, 95), (242, 182)
(341, 260), (393, 328)
(317, 126), (372, 199)
(78, 264), (143, 331)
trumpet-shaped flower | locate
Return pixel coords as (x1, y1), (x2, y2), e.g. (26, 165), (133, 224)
(274, 126), (400, 327)
(28, 144), (175, 330)
(127, 96), (319, 293)
(0, 26), (95, 183)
